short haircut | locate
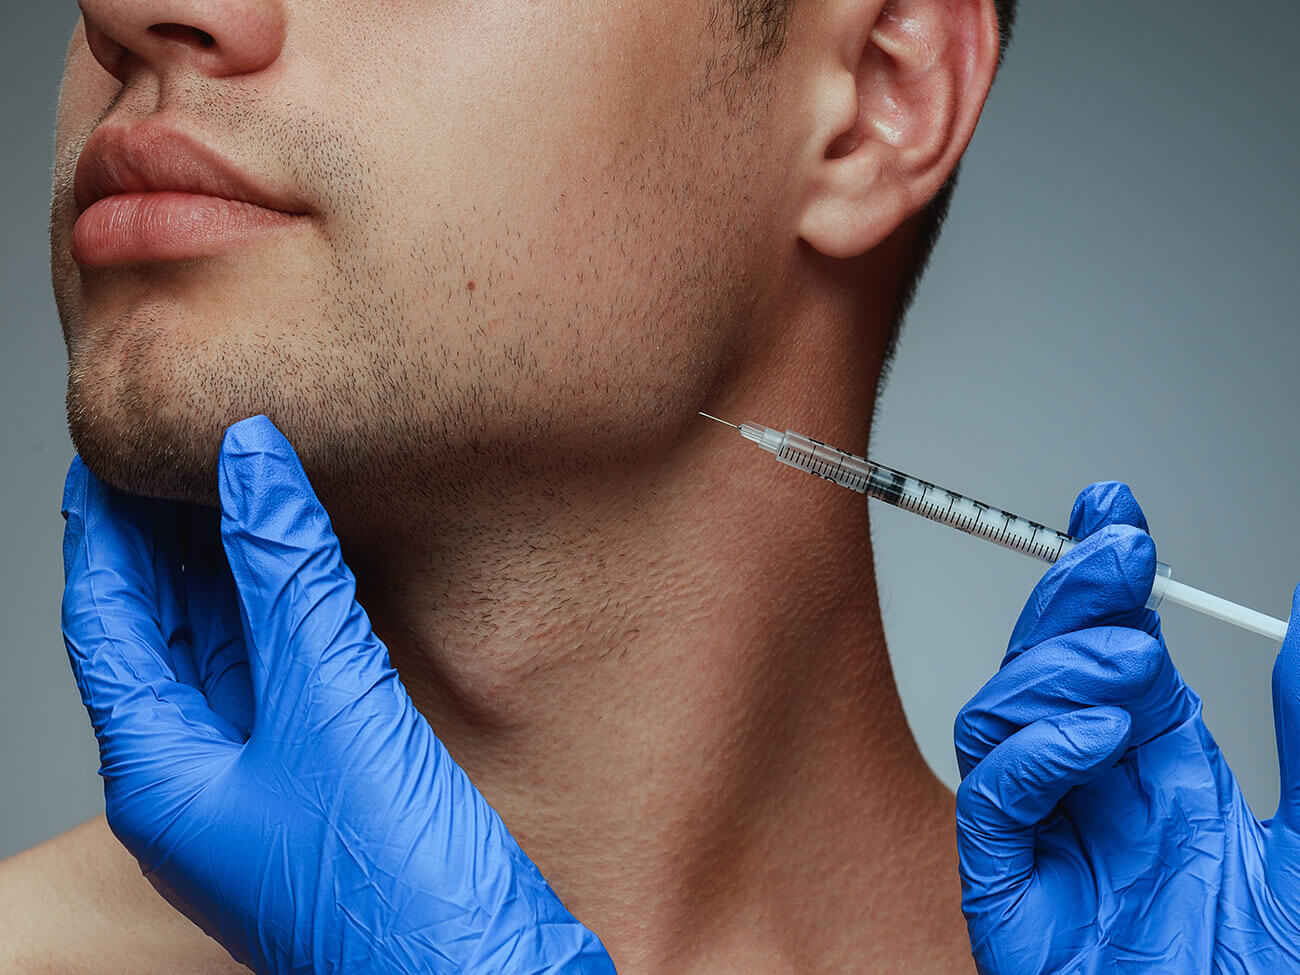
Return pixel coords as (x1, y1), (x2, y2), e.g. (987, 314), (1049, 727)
(726, 0), (1020, 370)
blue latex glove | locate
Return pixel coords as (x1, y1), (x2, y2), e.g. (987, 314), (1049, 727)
(954, 481), (1300, 973)
(61, 415), (615, 975)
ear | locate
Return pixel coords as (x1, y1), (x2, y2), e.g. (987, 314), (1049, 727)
(795, 0), (1001, 259)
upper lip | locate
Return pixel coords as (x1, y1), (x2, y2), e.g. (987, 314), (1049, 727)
(74, 122), (307, 217)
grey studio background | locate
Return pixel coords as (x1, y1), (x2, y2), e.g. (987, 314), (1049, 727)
(2, 3), (1298, 861)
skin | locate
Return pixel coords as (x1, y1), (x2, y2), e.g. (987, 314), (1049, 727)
(6, 0), (1001, 971)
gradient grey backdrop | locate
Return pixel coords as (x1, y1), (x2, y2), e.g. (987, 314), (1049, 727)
(3, 3), (1298, 860)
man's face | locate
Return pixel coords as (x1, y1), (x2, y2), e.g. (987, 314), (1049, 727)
(51, 1), (790, 522)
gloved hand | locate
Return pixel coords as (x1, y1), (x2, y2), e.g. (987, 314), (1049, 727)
(954, 481), (1300, 973)
(61, 415), (615, 975)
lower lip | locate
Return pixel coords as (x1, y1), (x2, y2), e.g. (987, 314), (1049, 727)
(71, 192), (305, 267)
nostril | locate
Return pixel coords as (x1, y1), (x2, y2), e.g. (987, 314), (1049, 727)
(149, 23), (217, 49)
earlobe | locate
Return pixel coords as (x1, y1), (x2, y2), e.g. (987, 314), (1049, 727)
(796, 0), (1000, 260)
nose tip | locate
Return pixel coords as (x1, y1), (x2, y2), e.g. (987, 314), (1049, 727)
(79, 0), (286, 81)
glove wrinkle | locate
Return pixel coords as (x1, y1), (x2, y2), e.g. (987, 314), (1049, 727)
(955, 481), (1300, 974)
(61, 420), (617, 975)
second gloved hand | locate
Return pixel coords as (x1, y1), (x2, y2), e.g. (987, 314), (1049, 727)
(61, 415), (615, 975)
(954, 481), (1300, 973)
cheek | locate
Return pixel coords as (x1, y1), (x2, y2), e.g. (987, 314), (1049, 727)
(325, 14), (728, 322)
(312, 0), (718, 252)
(269, 0), (748, 437)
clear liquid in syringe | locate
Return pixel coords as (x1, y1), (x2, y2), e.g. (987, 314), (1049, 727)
(773, 430), (1076, 566)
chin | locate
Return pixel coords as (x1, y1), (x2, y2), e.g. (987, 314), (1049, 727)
(66, 365), (225, 507)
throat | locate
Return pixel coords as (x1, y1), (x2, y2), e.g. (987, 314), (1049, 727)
(341, 437), (964, 971)
(357, 543), (957, 970)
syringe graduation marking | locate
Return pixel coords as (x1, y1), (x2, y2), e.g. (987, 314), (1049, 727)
(776, 430), (1074, 565)
(702, 413), (1289, 642)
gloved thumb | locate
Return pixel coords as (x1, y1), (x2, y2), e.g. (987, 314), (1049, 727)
(1004, 482), (1160, 659)
(1270, 583), (1300, 826)
(957, 707), (1131, 938)
(218, 416), (388, 727)
(1067, 480), (1150, 539)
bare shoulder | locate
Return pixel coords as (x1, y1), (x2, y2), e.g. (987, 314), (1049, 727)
(0, 816), (250, 974)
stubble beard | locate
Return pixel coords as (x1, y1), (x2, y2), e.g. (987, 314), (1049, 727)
(48, 73), (756, 537)
(63, 308), (306, 506)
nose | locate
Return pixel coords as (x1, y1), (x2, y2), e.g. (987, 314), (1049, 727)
(79, 0), (287, 81)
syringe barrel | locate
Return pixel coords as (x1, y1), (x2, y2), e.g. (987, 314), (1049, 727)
(772, 428), (1179, 612)
(772, 430), (876, 493)
(771, 429), (1077, 565)
(723, 418), (1288, 643)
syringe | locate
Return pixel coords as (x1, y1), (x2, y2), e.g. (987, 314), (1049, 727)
(701, 413), (1289, 643)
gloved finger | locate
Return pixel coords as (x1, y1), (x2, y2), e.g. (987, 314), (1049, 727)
(1004, 483), (1158, 658)
(218, 416), (392, 728)
(1066, 480), (1149, 540)
(61, 458), (244, 775)
(176, 504), (255, 735)
(61, 483), (206, 694)
(1270, 584), (1300, 827)
(956, 706), (1131, 919)
(127, 501), (206, 690)
(955, 625), (1196, 778)
(1005, 522), (1161, 663)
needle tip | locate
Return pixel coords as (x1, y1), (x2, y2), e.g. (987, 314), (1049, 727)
(699, 412), (740, 429)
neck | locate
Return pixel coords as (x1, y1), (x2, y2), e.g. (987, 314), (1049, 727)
(344, 422), (966, 972)
(338, 249), (970, 972)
